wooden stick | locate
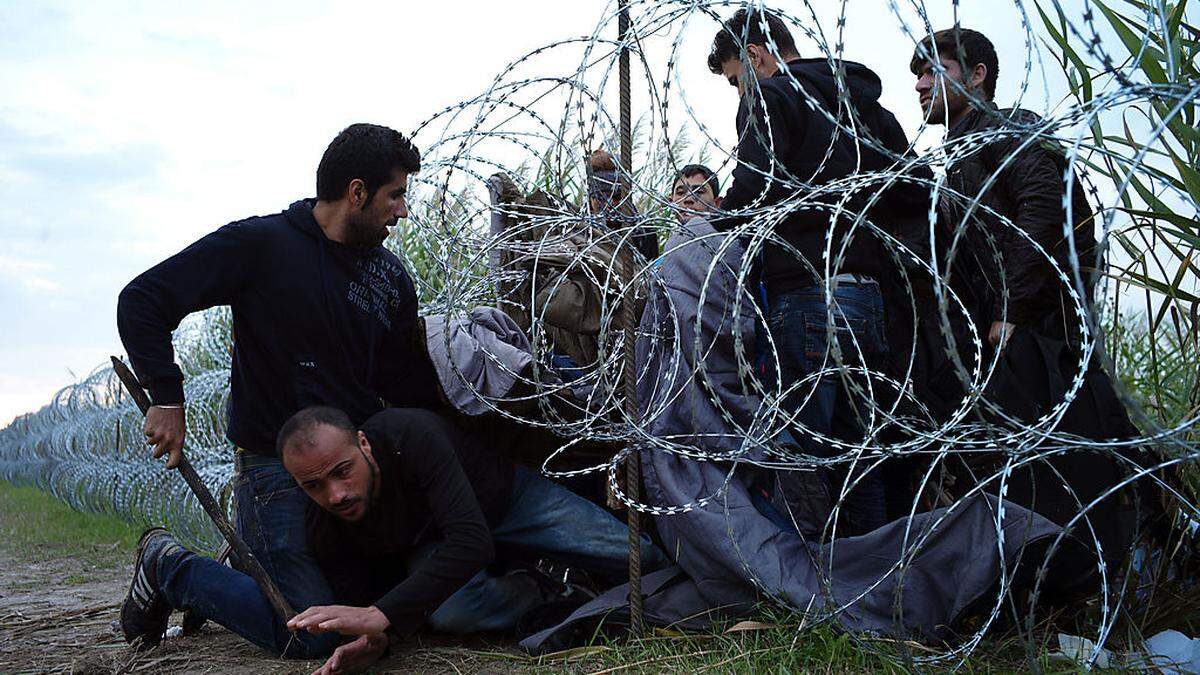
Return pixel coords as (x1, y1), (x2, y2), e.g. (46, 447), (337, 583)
(110, 356), (295, 625)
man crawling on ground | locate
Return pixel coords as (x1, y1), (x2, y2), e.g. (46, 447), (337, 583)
(124, 405), (665, 673)
(289, 406), (666, 671)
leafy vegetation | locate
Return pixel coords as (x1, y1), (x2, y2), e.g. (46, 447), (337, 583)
(1037, 0), (1199, 434)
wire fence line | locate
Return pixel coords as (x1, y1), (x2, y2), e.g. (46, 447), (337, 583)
(0, 311), (236, 548)
(1, 0), (1198, 666)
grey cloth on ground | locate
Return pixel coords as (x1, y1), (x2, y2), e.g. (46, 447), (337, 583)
(520, 218), (1065, 653)
(424, 308), (534, 416)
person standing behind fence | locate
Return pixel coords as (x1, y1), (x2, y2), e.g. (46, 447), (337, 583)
(587, 149), (659, 261)
(115, 123), (442, 658)
(669, 164), (722, 225)
(912, 27), (1151, 572)
(706, 8), (926, 537)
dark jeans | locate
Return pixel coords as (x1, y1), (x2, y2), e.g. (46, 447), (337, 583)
(155, 461), (339, 658)
(424, 464), (668, 633)
(758, 279), (889, 536)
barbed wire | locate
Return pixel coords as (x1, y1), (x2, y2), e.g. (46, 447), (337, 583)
(1, 0), (1197, 667)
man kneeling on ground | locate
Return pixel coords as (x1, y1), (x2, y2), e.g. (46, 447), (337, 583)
(287, 406), (667, 669)
(123, 406), (666, 672)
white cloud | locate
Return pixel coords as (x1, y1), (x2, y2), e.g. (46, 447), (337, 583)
(0, 255), (59, 293)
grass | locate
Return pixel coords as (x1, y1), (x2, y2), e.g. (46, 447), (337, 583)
(543, 608), (1114, 674)
(0, 479), (141, 569)
(554, 622), (911, 674)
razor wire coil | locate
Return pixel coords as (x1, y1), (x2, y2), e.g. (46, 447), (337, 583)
(1, 0), (1198, 668)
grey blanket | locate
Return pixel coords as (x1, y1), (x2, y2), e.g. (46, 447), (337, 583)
(520, 219), (1064, 653)
(425, 307), (534, 416)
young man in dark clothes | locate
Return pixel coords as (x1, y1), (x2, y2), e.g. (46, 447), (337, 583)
(707, 9), (930, 536)
(279, 406), (665, 673)
(116, 123), (441, 658)
(911, 27), (1150, 570)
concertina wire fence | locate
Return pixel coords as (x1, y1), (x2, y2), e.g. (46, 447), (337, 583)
(1, 0), (1198, 666)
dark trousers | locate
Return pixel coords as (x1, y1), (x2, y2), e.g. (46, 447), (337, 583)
(756, 279), (890, 537)
(155, 460), (339, 658)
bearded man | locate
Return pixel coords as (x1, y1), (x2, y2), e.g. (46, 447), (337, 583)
(116, 123), (441, 658)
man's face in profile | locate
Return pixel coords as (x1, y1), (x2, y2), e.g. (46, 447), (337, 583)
(719, 43), (779, 98)
(915, 56), (972, 126)
(720, 58), (749, 97)
(346, 169), (410, 249)
(670, 173), (720, 224)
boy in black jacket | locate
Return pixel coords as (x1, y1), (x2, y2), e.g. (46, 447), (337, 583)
(117, 123), (440, 658)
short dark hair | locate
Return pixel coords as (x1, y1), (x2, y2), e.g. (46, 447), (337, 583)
(707, 8), (799, 75)
(276, 406), (357, 458)
(674, 164), (720, 197)
(910, 27), (999, 101)
(316, 123), (421, 205)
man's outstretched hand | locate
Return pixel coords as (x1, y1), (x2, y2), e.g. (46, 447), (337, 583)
(144, 405), (186, 469)
(311, 633), (389, 675)
(293, 606), (392, 674)
(288, 605), (390, 636)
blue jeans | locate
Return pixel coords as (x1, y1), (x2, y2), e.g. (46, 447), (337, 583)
(155, 461), (339, 658)
(426, 465), (668, 633)
(758, 280), (889, 536)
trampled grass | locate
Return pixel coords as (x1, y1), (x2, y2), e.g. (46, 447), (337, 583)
(0, 480), (1133, 672)
(539, 608), (1115, 674)
(544, 622), (911, 673)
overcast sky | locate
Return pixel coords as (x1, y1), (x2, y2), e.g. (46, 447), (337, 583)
(0, 0), (1115, 425)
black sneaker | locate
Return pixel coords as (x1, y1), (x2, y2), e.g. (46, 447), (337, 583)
(119, 527), (176, 649)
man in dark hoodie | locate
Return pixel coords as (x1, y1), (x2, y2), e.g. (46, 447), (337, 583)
(116, 123), (441, 658)
(707, 9), (928, 536)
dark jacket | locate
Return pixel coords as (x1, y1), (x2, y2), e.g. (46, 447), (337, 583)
(937, 105), (1147, 571)
(307, 408), (511, 636)
(117, 200), (440, 456)
(716, 58), (930, 294)
(940, 103), (1099, 330)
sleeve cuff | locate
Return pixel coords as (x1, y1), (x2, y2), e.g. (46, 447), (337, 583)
(148, 380), (185, 406)
(374, 602), (422, 638)
(993, 302), (1033, 326)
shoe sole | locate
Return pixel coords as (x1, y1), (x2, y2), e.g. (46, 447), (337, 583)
(120, 527), (171, 649)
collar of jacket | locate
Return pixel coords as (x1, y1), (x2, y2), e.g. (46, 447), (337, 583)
(947, 100), (999, 139)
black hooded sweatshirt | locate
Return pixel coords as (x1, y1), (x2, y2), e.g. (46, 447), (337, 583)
(117, 200), (440, 457)
(716, 58), (930, 295)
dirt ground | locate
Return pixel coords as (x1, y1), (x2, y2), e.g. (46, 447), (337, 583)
(0, 546), (538, 674)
